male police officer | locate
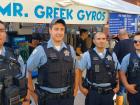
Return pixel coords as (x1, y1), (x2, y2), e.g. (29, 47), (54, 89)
(26, 18), (78, 105)
(0, 20), (26, 105)
(120, 33), (140, 105)
(77, 32), (120, 105)
(114, 29), (135, 105)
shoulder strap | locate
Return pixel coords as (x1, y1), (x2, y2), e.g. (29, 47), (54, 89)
(41, 42), (48, 55)
(105, 48), (112, 57)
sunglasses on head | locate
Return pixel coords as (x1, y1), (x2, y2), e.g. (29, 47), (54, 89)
(133, 40), (140, 44)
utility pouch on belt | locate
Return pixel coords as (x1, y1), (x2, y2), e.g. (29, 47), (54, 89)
(13, 74), (27, 98)
(135, 84), (140, 92)
(35, 84), (46, 105)
(82, 78), (90, 89)
(4, 86), (20, 105)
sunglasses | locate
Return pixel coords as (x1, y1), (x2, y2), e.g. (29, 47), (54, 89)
(133, 40), (140, 44)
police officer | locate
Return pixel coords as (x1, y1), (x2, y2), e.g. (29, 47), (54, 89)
(77, 32), (120, 105)
(114, 29), (135, 105)
(120, 33), (140, 105)
(26, 18), (78, 105)
(0, 20), (26, 105)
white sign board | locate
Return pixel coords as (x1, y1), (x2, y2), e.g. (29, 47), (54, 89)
(0, 0), (108, 24)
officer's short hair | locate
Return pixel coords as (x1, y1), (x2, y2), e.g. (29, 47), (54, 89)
(134, 32), (140, 38)
(93, 32), (106, 39)
(49, 18), (66, 29)
(80, 29), (88, 36)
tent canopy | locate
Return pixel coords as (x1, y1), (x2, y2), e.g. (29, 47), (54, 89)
(58, 0), (140, 14)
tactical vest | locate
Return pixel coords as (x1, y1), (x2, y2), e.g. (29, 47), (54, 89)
(127, 52), (140, 86)
(37, 43), (74, 88)
(0, 47), (24, 105)
(86, 49), (117, 85)
(0, 47), (21, 80)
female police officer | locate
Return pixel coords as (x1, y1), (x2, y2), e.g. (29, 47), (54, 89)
(26, 18), (78, 105)
(77, 32), (120, 105)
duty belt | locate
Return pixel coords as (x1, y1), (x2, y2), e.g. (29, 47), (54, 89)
(35, 85), (73, 100)
(46, 90), (72, 99)
(90, 85), (113, 94)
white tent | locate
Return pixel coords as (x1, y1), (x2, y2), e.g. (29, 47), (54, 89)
(58, 0), (140, 14)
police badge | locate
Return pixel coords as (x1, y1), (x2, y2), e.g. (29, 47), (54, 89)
(64, 50), (70, 56)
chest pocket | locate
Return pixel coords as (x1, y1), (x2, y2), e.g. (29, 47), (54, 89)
(63, 56), (73, 62)
(48, 52), (59, 62)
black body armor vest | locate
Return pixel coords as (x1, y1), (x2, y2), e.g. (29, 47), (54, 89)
(127, 52), (140, 86)
(86, 49), (117, 86)
(38, 43), (74, 88)
(0, 47), (20, 80)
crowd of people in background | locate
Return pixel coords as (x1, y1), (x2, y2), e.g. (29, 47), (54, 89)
(0, 18), (140, 105)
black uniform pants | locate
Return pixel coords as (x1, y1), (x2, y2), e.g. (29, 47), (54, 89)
(36, 86), (74, 105)
(38, 96), (74, 105)
(127, 92), (140, 105)
(85, 89), (114, 105)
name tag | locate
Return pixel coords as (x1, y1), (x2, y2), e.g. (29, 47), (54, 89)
(95, 65), (100, 72)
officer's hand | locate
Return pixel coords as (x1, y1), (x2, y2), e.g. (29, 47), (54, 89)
(79, 86), (89, 96)
(113, 87), (119, 94)
(22, 90), (30, 105)
(73, 88), (78, 96)
(126, 84), (138, 94)
(113, 84), (119, 94)
(22, 100), (30, 105)
(30, 90), (38, 105)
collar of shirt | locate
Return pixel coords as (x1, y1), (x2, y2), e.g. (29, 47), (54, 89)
(47, 39), (67, 50)
(0, 47), (5, 56)
(136, 52), (140, 58)
(93, 47), (106, 59)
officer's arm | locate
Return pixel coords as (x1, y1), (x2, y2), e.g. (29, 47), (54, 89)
(78, 69), (83, 89)
(78, 69), (89, 96)
(120, 70), (137, 94)
(113, 71), (119, 93)
(77, 51), (89, 96)
(112, 52), (120, 93)
(119, 54), (130, 89)
(74, 69), (80, 96)
(28, 71), (38, 104)
(22, 72), (35, 105)
(70, 46), (80, 96)
(119, 54), (137, 94)
(23, 46), (46, 104)
(119, 71), (129, 89)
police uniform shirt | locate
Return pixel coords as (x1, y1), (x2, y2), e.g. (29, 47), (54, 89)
(120, 53), (140, 73)
(77, 47), (120, 87)
(0, 47), (25, 76)
(27, 39), (76, 93)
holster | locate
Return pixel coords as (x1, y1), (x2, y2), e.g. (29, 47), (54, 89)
(135, 84), (140, 92)
(82, 78), (90, 89)
(4, 85), (21, 105)
(35, 84), (46, 105)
